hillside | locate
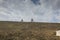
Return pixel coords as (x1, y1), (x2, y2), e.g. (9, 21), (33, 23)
(0, 21), (60, 40)
(0, 21), (60, 30)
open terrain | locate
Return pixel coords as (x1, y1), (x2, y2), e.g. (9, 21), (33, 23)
(0, 21), (60, 40)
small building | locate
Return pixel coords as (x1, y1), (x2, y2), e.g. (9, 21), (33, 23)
(56, 30), (60, 36)
(21, 19), (23, 22)
(31, 18), (33, 22)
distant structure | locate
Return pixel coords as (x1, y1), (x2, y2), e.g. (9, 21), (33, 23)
(21, 19), (23, 22)
(31, 18), (33, 22)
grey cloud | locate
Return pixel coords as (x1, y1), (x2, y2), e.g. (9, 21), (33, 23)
(31, 0), (41, 5)
(41, 0), (60, 10)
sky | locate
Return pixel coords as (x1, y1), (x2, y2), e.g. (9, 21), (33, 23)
(0, 0), (60, 22)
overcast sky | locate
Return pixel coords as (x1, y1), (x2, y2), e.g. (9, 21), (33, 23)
(0, 0), (60, 22)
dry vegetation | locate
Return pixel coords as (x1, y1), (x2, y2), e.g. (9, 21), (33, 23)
(0, 21), (60, 40)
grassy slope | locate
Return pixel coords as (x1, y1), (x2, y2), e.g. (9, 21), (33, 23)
(0, 21), (60, 30)
(0, 21), (60, 40)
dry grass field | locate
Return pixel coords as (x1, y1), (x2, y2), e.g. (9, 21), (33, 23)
(0, 21), (60, 40)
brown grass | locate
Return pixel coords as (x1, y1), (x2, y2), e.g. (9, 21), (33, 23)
(0, 21), (59, 40)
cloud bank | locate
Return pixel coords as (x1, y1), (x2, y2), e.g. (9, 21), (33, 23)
(0, 0), (60, 22)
